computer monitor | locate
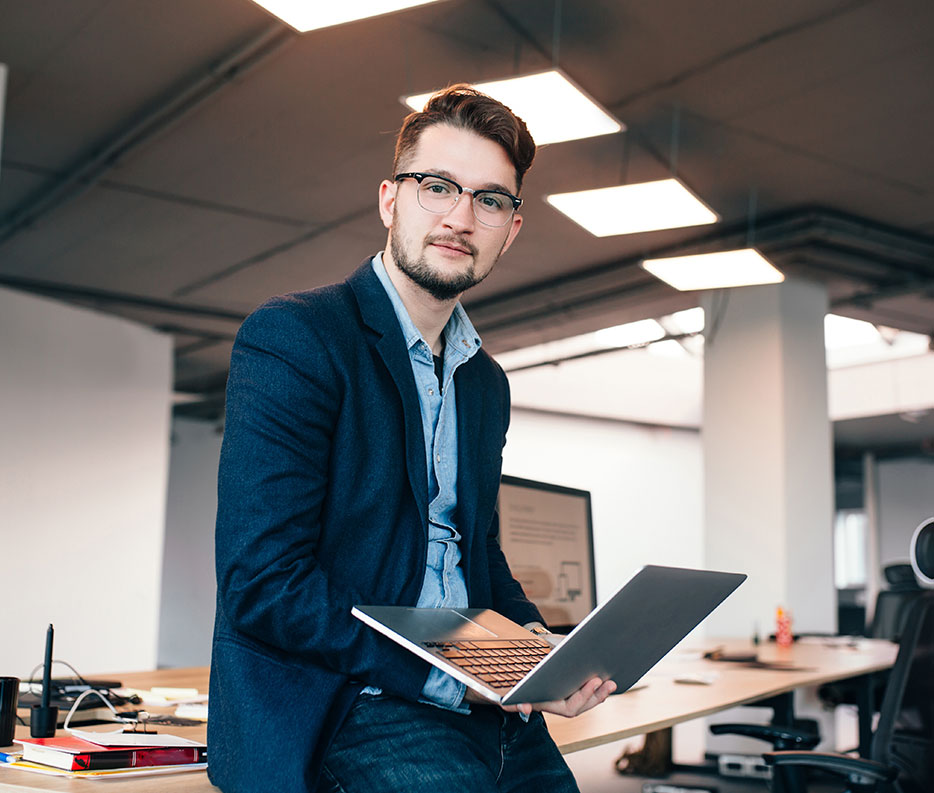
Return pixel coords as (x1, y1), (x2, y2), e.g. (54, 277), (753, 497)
(496, 475), (597, 633)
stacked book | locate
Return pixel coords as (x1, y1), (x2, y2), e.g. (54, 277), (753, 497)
(6, 734), (207, 779)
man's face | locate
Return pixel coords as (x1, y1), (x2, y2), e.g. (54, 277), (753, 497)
(379, 124), (523, 302)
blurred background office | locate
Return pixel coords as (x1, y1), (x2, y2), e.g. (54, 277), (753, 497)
(2, 4), (933, 764)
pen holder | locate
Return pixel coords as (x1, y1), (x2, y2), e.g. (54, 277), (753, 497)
(30, 704), (58, 738)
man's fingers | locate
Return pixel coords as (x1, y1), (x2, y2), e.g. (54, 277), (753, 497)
(497, 677), (617, 718)
(518, 677), (617, 718)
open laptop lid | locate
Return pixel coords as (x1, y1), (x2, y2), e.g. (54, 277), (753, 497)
(354, 564), (746, 705)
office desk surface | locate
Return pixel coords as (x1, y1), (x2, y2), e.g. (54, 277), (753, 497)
(0, 639), (896, 791)
(3, 668), (210, 793)
(546, 637), (897, 752)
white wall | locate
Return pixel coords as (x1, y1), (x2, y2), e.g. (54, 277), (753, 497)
(1, 286), (172, 676)
(830, 353), (934, 420)
(877, 458), (934, 567)
(503, 347), (703, 429)
(157, 418), (223, 668)
(502, 409), (704, 601)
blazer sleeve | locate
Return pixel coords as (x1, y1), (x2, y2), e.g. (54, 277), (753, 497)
(482, 365), (545, 628)
(214, 298), (427, 701)
(486, 510), (545, 627)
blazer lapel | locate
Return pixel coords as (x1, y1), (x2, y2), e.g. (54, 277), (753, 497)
(347, 261), (428, 516)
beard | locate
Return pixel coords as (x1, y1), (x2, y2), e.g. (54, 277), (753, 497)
(390, 229), (493, 302)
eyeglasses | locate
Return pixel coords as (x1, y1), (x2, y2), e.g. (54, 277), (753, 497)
(394, 172), (522, 228)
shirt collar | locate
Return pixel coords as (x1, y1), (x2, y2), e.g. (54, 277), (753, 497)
(371, 253), (482, 361)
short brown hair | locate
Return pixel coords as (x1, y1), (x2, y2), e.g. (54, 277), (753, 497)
(393, 84), (536, 193)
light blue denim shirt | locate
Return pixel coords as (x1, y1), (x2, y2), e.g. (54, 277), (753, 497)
(365, 253), (481, 711)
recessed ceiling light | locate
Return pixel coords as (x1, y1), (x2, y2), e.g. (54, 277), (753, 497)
(546, 179), (718, 237)
(250, 0), (446, 32)
(647, 339), (690, 358)
(494, 318), (665, 371)
(641, 248), (785, 291)
(404, 70), (623, 145)
(824, 314), (881, 349)
(593, 319), (665, 348)
(667, 307), (705, 335)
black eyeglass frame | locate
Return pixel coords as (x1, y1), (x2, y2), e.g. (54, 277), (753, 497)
(393, 172), (522, 227)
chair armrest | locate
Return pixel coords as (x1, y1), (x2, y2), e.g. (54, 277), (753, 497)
(710, 723), (820, 750)
(763, 751), (898, 783)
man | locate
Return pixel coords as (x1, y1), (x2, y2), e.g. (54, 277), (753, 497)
(209, 85), (615, 793)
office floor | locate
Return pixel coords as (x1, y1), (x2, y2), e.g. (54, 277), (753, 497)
(568, 740), (844, 793)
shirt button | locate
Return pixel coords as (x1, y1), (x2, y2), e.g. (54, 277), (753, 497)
(436, 454), (441, 463)
(428, 388), (434, 395)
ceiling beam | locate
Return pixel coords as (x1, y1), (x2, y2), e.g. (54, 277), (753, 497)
(0, 274), (246, 322)
(468, 206), (934, 340)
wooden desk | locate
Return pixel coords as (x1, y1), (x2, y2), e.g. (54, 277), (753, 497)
(3, 669), (210, 793)
(0, 639), (896, 791)
(546, 637), (897, 753)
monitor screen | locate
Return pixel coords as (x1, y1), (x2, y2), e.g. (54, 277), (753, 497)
(496, 475), (597, 632)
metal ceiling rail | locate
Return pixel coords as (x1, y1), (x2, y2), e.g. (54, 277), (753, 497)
(0, 23), (294, 248)
(0, 273), (246, 323)
(467, 206), (934, 336)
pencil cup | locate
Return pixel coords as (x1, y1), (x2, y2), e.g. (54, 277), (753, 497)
(0, 676), (19, 747)
(30, 704), (58, 738)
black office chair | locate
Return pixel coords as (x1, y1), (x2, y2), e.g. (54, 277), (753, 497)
(762, 589), (933, 792)
(819, 563), (923, 721)
(868, 564), (924, 641)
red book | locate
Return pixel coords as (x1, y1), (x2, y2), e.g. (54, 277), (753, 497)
(16, 736), (207, 771)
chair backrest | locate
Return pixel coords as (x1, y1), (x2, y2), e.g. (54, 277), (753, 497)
(870, 588), (924, 640)
(871, 591), (934, 792)
(883, 563), (921, 591)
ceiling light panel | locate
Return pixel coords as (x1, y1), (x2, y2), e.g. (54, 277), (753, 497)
(641, 249), (785, 291)
(546, 179), (718, 237)
(250, 0), (446, 32)
(593, 319), (665, 348)
(404, 70), (623, 145)
(667, 307), (705, 335)
(823, 314), (881, 349)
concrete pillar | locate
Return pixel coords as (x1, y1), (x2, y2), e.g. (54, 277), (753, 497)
(702, 279), (836, 637)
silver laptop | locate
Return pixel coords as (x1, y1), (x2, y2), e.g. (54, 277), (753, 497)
(353, 564), (745, 705)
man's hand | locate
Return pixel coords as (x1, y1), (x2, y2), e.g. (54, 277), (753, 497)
(462, 676), (616, 717)
(501, 676), (617, 718)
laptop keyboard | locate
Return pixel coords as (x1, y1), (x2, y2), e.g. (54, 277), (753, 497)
(424, 639), (553, 688)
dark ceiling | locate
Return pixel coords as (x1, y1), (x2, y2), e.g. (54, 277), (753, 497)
(1, 0), (933, 442)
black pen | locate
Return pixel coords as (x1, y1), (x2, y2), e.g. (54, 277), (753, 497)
(42, 623), (54, 709)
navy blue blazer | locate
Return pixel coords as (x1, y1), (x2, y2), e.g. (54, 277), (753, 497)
(209, 260), (542, 793)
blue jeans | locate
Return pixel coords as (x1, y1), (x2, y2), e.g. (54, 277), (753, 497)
(321, 693), (580, 793)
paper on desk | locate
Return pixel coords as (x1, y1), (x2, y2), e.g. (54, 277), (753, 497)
(797, 635), (863, 648)
(68, 729), (205, 748)
(175, 702), (209, 720)
(117, 687), (209, 706)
